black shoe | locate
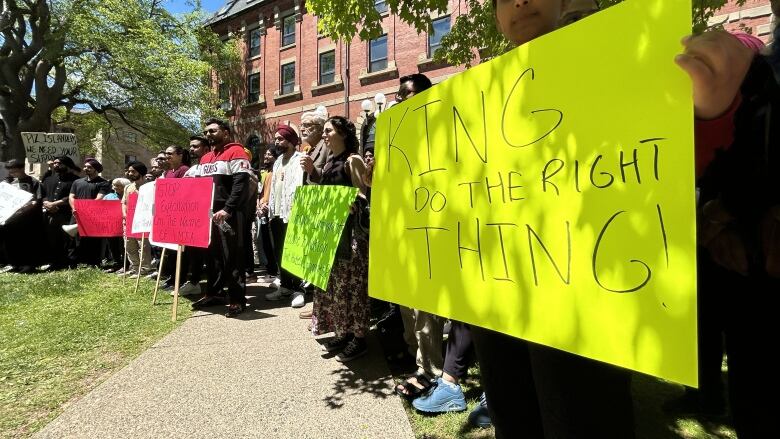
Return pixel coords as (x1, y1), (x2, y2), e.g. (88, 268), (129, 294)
(322, 333), (354, 353)
(225, 303), (245, 318)
(336, 337), (368, 362)
(191, 295), (226, 309)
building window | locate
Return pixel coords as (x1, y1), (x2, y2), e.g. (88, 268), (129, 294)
(248, 28), (261, 58)
(280, 62), (295, 95)
(319, 51), (336, 85)
(282, 15), (296, 46)
(247, 72), (261, 103)
(428, 16), (450, 58)
(374, 0), (388, 14)
(369, 35), (388, 72)
(218, 81), (230, 110)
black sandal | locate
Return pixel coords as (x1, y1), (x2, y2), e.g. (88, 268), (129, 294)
(394, 373), (433, 400)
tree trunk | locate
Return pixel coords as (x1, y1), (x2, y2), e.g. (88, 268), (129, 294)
(0, 111), (50, 162)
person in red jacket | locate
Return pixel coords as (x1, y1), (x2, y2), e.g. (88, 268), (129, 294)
(192, 118), (252, 317)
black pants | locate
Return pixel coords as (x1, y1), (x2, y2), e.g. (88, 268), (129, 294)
(700, 255), (778, 439)
(260, 220), (278, 275)
(1, 207), (43, 268)
(187, 246), (206, 284)
(693, 249), (728, 410)
(270, 217), (300, 289)
(44, 211), (75, 268)
(471, 327), (635, 439)
(106, 237), (124, 269)
(443, 321), (474, 379)
(243, 208), (254, 274)
(206, 212), (246, 306)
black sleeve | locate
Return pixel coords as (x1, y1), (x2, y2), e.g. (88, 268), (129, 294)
(223, 172), (249, 215)
(98, 180), (111, 196)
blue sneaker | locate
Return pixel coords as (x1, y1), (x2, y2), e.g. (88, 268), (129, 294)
(412, 378), (467, 413)
(468, 392), (492, 428)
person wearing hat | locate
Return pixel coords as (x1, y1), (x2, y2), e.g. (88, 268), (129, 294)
(68, 158), (111, 267)
(0, 159), (44, 273)
(263, 123), (307, 308)
(119, 161), (152, 277)
(40, 156), (81, 270)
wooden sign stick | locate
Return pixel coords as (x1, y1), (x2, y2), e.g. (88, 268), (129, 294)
(152, 247), (167, 305)
(122, 237), (128, 283)
(171, 245), (183, 321)
(133, 235), (146, 294)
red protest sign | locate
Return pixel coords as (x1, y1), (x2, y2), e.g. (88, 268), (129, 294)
(125, 192), (147, 239)
(73, 199), (124, 237)
(152, 178), (213, 248)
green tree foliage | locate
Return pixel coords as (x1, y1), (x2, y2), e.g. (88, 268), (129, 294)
(0, 0), (238, 161)
(310, 0), (747, 68)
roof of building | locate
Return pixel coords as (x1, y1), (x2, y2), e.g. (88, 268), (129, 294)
(205, 0), (270, 26)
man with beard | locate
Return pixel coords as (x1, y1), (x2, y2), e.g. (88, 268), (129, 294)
(41, 156), (80, 270)
(120, 161), (152, 277)
(175, 135), (213, 296)
(192, 119), (252, 318)
(0, 160), (44, 273)
(264, 124), (306, 308)
(69, 158), (111, 266)
(299, 110), (330, 184)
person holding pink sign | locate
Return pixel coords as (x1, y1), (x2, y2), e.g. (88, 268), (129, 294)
(121, 161), (152, 276)
(68, 158), (110, 267)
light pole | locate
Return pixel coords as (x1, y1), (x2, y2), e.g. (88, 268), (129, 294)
(374, 93), (387, 117)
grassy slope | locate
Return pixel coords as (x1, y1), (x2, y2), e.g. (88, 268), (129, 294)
(0, 269), (191, 438)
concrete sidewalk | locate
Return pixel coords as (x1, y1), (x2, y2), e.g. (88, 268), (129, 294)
(35, 281), (414, 439)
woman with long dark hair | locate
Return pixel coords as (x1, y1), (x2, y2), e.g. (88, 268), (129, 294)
(312, 116), (371, 362)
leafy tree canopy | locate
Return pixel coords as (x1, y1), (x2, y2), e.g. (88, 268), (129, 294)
(309, 0), (748, 67)
(0, 0), (239, 161)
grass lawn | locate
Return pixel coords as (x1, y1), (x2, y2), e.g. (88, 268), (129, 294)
(0, 268), (191, 438)
(399, 365), (736, 438)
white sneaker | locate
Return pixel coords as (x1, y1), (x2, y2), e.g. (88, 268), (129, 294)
(291, 291), (305, 308)
(271, 277), (281, 287)
(178, 282), (200, 296)
(265, 287), (292, 301)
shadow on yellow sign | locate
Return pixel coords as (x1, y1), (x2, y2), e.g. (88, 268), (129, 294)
(368, 0), (697, 387)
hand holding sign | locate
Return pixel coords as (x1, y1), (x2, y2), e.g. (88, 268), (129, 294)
(282, 185), (358, 290)
(369, 0), (697, 386)
(0, 182), (34, 225)
(125, 192), (147, 239)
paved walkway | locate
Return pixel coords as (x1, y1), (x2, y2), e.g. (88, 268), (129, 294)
(35, 281), (414, 439)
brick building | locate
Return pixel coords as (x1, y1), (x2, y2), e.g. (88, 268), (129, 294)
(205, 0), (469, 145)
(711, 0), (775, 43)
(206, 0), (776, 146)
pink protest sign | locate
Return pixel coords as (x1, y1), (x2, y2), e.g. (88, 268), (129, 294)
(74, 199), (123, 237)
(125, 192), (147, 239)
(152, 178), (213, 248)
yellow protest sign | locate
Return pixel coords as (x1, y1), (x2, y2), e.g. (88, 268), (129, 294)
(368, 0), (697, 387)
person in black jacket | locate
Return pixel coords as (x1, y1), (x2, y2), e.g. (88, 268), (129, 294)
(0, 159), (44, 273)
(40, 156), (80, 270)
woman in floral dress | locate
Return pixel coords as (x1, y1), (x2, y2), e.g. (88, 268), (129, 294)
(311, 116), (371, 362)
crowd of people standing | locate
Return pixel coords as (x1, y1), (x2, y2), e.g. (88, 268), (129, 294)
(2, 0), (778, 437)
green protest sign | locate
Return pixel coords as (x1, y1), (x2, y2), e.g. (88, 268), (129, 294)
(281, 185), (359, 290)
